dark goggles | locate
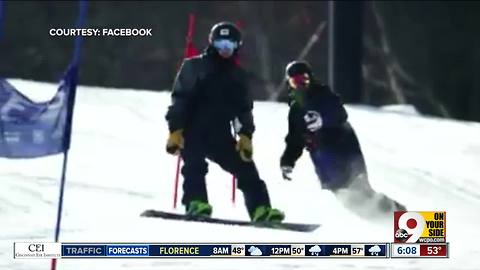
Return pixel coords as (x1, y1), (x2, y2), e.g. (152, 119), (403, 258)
(288, 73), (310, 89)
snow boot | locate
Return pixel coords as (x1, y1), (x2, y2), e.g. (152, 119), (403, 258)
(186, 200), (212, 218)
(252, 205), (285, 223)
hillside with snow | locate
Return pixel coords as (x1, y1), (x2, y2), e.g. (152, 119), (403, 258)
(1, 79), (480, 270)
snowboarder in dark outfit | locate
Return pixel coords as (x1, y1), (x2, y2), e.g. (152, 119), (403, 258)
(280, 60), (405, 219)
(165, 22), (284, 223)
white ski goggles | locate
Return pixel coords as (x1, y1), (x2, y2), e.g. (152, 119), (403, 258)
(213, 39), (238, 51)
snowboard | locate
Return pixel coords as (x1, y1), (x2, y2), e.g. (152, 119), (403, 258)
(140, 209), (320, 233)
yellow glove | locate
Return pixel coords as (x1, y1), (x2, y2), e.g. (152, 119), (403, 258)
(236, 134), (253, 162)
(166, 129), (184, 155)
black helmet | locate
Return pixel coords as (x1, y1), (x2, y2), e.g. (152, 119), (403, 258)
(285, 60), (312, 78)
(208, 21), (243, 46)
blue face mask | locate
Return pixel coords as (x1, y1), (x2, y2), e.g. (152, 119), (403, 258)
(213, 39), (238, 58)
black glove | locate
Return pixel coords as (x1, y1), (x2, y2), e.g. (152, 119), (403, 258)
(281, 166), (293, 181)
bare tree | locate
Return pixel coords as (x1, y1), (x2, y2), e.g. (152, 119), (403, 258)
(364, 1), (450, 117)
(269, 21), (327, 101)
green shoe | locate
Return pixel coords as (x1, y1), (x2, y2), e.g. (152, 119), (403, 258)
(267, 208), (285, 223)
(252, 206), (270, 222)
(252, 206), (285, 223)
(186, 200), (212, 218)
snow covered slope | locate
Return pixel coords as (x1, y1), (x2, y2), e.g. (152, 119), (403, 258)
(1, 79), (480, 270)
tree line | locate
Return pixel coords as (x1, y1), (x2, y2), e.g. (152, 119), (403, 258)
(0, 1), (478, 122)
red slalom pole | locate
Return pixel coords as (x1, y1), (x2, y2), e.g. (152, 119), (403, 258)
(231, 123), (238, 205)
(187, 14), (195, 43)
(231, 175), (236, 204)
(173, 156), (181, 209)
(173, 13), (198, 209)
(230, 20), (243, 205)
(185, 14), (199, 58)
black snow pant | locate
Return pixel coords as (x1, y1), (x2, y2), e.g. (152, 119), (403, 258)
(180, 128), (271, 219)
(309, 124), (366, 191)
(309, 123), (405, 218)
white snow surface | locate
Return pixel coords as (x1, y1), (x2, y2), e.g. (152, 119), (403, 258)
(379, 104), (420, 116)
(1, 79), (480, 270)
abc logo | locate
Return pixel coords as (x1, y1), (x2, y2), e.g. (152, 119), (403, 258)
(394, 229), (409, 242)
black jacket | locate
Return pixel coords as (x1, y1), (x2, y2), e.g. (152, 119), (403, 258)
(165, 47), (255, 138)
(280, 82), (350, 167)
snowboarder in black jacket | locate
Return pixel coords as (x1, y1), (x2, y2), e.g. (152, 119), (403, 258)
(165, 22), (284, 223)
(280, 61), (405, 219)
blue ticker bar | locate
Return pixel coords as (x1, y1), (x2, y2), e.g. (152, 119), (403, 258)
(59, 243), (389, 258)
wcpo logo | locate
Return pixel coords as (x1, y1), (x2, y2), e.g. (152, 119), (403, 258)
(394, 211), (446, 243)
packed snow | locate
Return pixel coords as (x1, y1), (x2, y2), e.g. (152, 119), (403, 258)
(1, 79), (480, 270)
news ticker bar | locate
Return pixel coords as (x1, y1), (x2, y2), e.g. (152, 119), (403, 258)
(14, 243), (448, 259)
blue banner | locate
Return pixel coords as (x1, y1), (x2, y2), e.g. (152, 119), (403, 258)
(0, 65), (78, 158)
(0, 0), (4, 40)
